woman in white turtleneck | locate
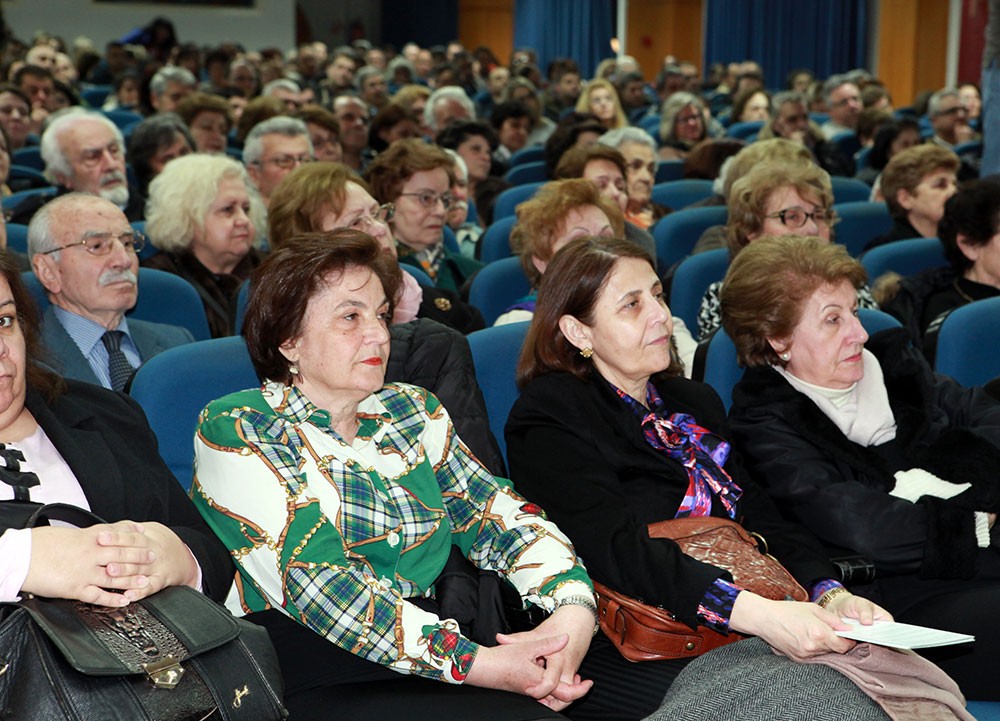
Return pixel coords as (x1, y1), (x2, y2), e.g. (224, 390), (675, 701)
(722, 234), (1000, 701)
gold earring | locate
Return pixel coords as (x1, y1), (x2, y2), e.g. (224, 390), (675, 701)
(580, 347), (593, 359)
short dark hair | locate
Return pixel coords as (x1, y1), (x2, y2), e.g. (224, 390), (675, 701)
(13, 64), (53, 87)
(126, 113), (195, 195)
(938, 179), (1000, 273)
(436, 119), (498, 152)
(868, 119), (921, 172)
(489, 101), (531, 131)
(553, 143), (627, 181)
(543, 112), (605, 179)
(517, 236), (682, 386)
(368, 103), (417, 153)
(243, 230), (402, 384)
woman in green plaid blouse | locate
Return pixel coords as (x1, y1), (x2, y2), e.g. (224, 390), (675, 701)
(192, 230), (598, 720)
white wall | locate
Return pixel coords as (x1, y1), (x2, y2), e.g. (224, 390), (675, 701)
(4, 0), (295, 53)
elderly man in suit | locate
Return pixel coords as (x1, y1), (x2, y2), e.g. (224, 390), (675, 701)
(28, 193), (193, 390)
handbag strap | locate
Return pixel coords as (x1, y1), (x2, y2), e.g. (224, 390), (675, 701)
(0, 501), (107, 534)
(23, 503), (107, 529)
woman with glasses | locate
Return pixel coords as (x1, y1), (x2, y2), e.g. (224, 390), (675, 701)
(268, 161), (485, 334)
(696, 160), (878, 340)
(658, 92), (709, 162)
(143, 153), (266, 338)
(365, 139), (484, 295)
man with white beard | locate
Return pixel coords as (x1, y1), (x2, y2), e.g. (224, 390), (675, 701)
(9, 110), (145, 225)
(28, 194), (193, 390)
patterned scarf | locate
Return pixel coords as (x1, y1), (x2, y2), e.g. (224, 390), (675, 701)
(400, 243), (446, 280)
(615, 382), (742, 519)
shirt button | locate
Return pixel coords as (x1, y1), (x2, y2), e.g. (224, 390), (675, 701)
(387, 531), (400, 547)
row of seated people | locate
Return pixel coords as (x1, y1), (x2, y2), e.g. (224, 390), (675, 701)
(11, 215), (989, 718)
(8, 219), (1000, 719)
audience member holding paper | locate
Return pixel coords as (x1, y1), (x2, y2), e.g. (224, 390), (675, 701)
(724, 236), (1000, 700)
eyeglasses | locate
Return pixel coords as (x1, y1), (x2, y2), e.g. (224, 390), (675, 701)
(676, 113), (702, 124)
(831, 95), (860, 108)
(39, 230), (145, 256)
(398, 191), (455, 210)
(349, 203), (395, 230)
(255, 154), (314, 170)
(938, 106), (968, 116)
(765, 206), (835, 229)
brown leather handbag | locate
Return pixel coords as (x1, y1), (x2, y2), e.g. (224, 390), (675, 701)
(594, 516), (807, 662)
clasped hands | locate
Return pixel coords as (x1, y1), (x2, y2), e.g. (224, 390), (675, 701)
(465, 604), (595, 711)
(22, 520), (198, 607)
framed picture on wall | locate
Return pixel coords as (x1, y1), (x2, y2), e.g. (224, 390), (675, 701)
(95, 0), (254, 5)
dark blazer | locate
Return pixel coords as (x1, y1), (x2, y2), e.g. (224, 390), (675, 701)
(26, 380), (233, 600)
(505, 370), (835, 629)
(729, 328), (1000, 580)
(40, 306), (194, 388)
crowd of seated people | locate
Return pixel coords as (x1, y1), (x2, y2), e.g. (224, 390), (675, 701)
(1, 20), (999, 721)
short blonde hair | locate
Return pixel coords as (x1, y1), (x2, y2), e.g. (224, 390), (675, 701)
(721, 235), (867, 368)
(721, 139), (813, 200)
(726, 161), (834, 258)
(145, 153), (266, 253)
(511, 178), (624, 288)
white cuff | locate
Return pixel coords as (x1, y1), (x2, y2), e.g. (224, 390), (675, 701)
(891, 468), (970, 503)
(975, 512), (992, 548)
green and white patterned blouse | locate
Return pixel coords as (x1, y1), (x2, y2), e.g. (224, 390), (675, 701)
(192, 381), (592, 684)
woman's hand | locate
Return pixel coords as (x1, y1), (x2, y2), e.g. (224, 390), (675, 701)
(494, 604), (595, 709)
(730, 591), (856, 661)
(823, 591), (893, 626)
(465, 615), (593, 711)
(22, 521), (199, 606)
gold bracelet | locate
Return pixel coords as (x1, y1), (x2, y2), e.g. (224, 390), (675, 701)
(816, 587), (851, 609)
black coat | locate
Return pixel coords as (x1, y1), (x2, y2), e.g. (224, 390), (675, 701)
(387, 318), (504, 477)
(728, 328), (1000, 580)
(505, 371), (835, 629)
(26, 380), (234, 600)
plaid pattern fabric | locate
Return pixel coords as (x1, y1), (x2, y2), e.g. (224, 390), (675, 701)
(193, 381), (592, 683)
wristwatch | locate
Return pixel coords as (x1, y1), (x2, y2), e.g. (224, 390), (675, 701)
(557, 594), (600, 635)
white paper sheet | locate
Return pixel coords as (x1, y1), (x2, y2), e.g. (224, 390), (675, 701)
(835, 618), (975, 649)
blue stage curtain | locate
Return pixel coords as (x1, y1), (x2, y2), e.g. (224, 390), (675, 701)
(704, 0), (869, 89)
(513, 0), (615, 80)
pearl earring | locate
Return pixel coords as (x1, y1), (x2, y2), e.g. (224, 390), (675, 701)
(779, 352), (790, 361)
(289, 364), (299, 375)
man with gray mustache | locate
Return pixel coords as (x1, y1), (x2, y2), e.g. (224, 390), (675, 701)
(8, 109), (146, 226)
(27, 194), (193, 390)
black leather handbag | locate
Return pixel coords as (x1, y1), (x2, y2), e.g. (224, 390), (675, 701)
(0, 502), (288, 720)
